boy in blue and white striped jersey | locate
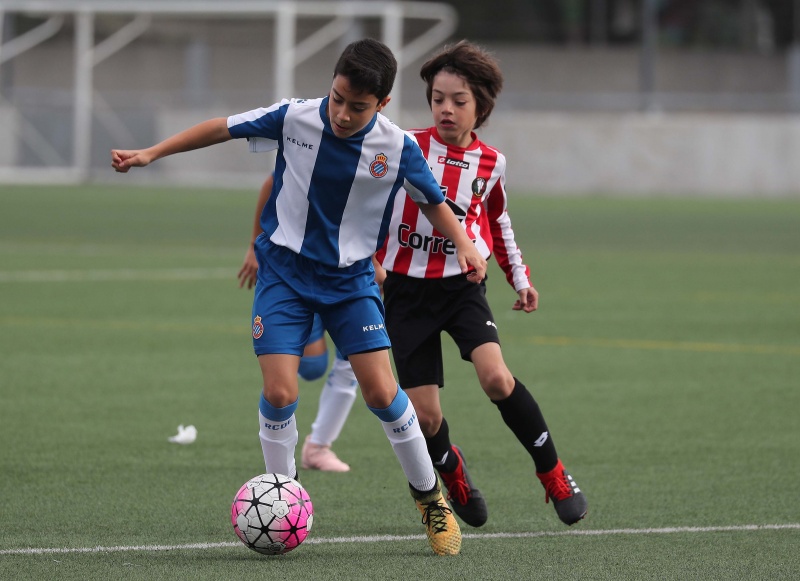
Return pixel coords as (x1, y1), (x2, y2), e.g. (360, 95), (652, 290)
(111, 38), (486, 556)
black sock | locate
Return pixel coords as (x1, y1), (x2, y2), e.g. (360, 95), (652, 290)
(492, 378), (558, 473)
(425, 417), (458, 473)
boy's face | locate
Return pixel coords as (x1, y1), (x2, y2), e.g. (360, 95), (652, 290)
(430, 71), (478, 149)
(327, 75), (390, 139)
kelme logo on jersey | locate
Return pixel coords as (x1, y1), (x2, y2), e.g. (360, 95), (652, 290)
(252, 315), (264, 339)
(369, 153), (389, 178)
(286, 135), (314, 150)
(438, 156), (470, 169)
(472, 177), (487, 197)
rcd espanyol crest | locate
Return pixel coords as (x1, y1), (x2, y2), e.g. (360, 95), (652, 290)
(369, 153), (389, 178)
(252, 315), (264, 339)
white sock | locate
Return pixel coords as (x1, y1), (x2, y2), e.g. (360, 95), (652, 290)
(258, 395), (298, 478)
(369, 387), (436, 492)
(309, 357), (358, 446)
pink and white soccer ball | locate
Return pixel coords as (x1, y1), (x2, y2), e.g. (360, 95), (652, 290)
(231, 473), (314, 555)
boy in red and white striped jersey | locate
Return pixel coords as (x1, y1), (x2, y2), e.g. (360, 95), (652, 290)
(375, 40), (588, 528)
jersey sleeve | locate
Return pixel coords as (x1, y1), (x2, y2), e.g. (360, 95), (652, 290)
(227, 100), (291, 151)
(484, 161), (531, 292)
(401, 134), (445, 205)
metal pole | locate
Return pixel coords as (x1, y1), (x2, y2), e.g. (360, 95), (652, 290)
(274, 3), (296, 103)
(639, 0), (658, 112)
(790, 0), (800, 111)
(382, 2), (404, 122)
(0, 11), (9, 98)
(591, 0), (607, 46)
(73, 10), (94, 180)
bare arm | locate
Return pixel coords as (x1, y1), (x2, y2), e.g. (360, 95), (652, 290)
(237, 175), (274, 289)
(371, 254), (387, 290)
(111, 118), (232, 173)
(418, 202), (487, 283)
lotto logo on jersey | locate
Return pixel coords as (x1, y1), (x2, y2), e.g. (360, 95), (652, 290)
(438, 156), (470, 169)
(369, 153), (389, 178)
(252, 315), (264, 339)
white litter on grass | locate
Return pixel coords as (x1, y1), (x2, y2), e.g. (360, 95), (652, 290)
(168, 425), (197, 444)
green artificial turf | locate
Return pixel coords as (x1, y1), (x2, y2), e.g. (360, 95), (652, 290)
(1, 185), (798, 580)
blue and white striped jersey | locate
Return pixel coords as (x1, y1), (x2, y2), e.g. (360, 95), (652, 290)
(228, 97), (445, 268)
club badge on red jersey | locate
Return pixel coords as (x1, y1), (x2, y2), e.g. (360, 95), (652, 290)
(472, 177), (487, 197)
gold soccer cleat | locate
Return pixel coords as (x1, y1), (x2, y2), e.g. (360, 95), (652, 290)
(410, 480), (462, 556)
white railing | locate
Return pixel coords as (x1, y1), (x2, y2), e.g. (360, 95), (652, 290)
(0, 1), (457, 184)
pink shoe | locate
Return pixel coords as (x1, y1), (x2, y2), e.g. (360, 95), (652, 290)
(301, 435), (350, 472)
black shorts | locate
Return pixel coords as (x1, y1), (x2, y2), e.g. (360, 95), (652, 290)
(383, 271), (499, 389)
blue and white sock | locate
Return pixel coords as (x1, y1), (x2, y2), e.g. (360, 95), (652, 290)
(309, 357), (358, 446)
(258, 393), (298, 478)
(369, 387), (436, 492)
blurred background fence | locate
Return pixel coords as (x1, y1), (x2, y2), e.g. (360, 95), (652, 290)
(2, 0), (800, 196)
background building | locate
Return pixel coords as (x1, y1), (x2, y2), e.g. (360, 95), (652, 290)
(2, 0), (800, 195)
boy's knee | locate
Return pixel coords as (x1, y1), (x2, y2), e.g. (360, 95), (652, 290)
(479, 369), (515, 400)
(413, 406), (442, 438)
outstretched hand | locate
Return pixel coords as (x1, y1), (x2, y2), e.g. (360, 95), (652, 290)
(111, 118), (232, 173)
(111, 149), (154, 173)
(512, 286), (538, 313)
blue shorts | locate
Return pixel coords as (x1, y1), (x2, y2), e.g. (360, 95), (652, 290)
(251, 235), (389, 358)
(309, 313), (325, 344)
(307, 314), (345, 360)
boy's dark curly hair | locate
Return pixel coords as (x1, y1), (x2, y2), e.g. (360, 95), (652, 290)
(420, 40), (503, 130)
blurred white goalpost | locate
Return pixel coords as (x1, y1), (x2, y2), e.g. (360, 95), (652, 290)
(0, 0), (457, 185)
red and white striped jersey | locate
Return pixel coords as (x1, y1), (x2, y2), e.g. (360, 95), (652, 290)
(376, 127), (531, 291)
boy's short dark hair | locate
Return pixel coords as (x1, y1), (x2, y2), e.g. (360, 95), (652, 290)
(333, 38), (397, 102)
(420, 40), (503, 130)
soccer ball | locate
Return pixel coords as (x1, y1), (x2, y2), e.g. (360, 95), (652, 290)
(231, 473), (314, 555)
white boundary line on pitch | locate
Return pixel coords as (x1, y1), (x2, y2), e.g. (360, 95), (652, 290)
(2, 524), (799, 556)
(0, 268), (234, 283)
